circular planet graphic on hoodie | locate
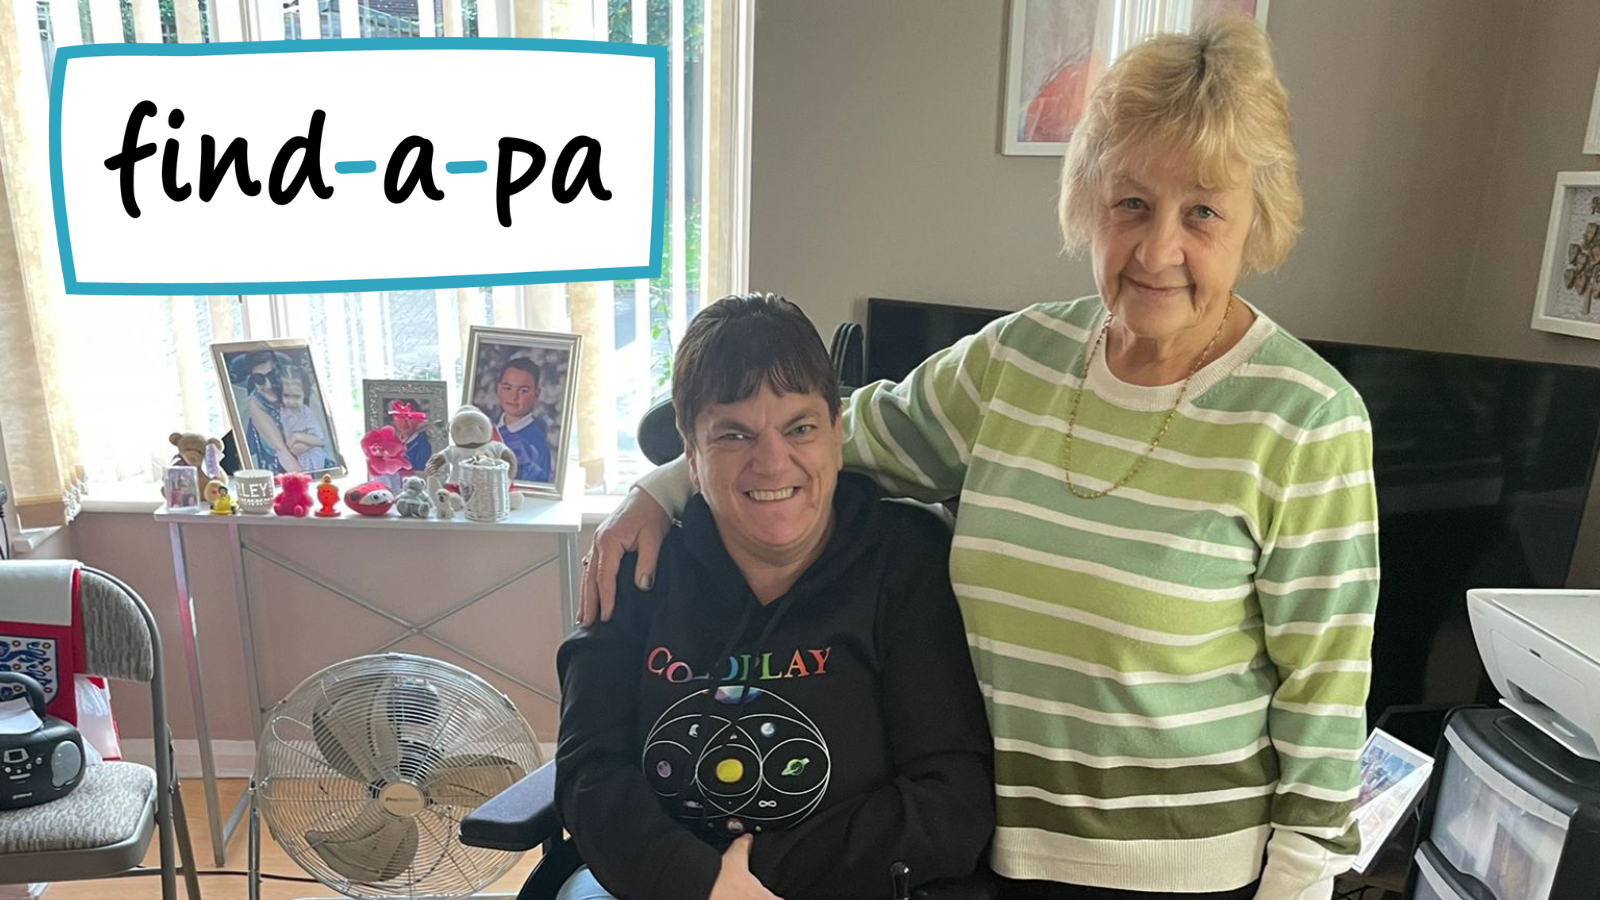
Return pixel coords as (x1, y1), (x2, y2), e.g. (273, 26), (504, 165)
(642, 686), (831, 831)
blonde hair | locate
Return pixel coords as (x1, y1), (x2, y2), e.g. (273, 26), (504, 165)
(1057, 14), (1301, 274)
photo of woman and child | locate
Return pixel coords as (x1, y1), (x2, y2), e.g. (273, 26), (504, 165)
(214, 342), (346, 476)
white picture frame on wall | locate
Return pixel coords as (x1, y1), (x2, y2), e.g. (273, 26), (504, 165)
(999, 0), (1270, 157)
(1532, 171), (1600, 340)
(1586, 66), (1600, 155)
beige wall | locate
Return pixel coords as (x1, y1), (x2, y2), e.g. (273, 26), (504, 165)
(1455, 0), (1600, 364)
(747, 0), (1534, 346)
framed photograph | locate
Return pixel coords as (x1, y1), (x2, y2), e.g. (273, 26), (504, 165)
(211, 339), (347, 478)
(162, 465), (201, 511)
(1000, 0), (1268, 156)
(462, 327), (582, 498)
(1351, 729), (1433, 874)
(1586, 67), (1600, 155)
(362, 379), (449, 476)
(1532, 171), (1600, 340)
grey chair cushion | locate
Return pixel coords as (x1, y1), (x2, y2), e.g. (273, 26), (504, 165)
(0, 762), (155, 852)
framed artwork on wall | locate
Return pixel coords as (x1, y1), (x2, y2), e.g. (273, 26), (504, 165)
(462, 327), (582, 498)
(1532, 171), (1600, 340)
(1000, 0), (1269, 157)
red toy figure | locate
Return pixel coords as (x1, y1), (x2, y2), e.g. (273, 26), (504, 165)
(273, 473), (314, 517)
(314, 475), (340, 518)
(343, 481), (397, 516)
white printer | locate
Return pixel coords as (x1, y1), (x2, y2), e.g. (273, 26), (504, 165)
(1467, 589), (1600, 761)
(1405, 590), (1600, 900)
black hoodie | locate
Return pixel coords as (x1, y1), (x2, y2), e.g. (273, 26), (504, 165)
(555, 472), (994, 900)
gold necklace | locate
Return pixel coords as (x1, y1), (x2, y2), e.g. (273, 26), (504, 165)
(1060, 296), (1235, 500)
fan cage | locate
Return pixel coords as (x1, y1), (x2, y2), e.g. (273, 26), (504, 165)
(256, 653), (543, 900)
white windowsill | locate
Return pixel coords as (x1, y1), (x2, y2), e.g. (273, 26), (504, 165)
(11, 526), (65, 556)
(79, 479), (627, 525)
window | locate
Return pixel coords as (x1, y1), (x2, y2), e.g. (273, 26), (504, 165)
(33, 0), (749, 495)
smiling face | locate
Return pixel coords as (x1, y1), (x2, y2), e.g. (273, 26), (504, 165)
(496, 365), (540, 419)
(685, 383), (842, 568)
(1092, 151), (1255, 346)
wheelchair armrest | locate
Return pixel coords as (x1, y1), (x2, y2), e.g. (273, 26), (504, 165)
(459, 760), (561, 852)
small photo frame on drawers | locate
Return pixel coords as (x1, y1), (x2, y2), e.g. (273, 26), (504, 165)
(1353, 729), (1434, 873)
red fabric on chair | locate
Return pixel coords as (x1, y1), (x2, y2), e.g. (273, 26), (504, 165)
(0, 561), (120, 759)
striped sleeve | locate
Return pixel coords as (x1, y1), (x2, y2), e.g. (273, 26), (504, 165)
(1254, 387), (1379, 897)
(842, 319), (1001, 502)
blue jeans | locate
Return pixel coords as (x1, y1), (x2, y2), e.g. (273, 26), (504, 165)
(554, 867), (619, 900)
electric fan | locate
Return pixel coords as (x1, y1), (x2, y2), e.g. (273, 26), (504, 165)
(251, 653), (543, 899)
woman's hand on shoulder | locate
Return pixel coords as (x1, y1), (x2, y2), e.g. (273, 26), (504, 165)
(710, 836), (783, 900)
(578, 487), (670, 627)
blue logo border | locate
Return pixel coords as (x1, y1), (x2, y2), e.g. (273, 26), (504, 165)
(49, 37), (667, 295)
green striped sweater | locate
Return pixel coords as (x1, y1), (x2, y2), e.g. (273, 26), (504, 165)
(640, 296), (1377, 896)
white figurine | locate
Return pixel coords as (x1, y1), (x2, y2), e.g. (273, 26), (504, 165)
(424, 407), (525, 518)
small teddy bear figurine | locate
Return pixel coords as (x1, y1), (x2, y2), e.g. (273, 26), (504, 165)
(274, 473), (313, 517)
(394, 476), (434, 519)
(169, 432), (227, 502)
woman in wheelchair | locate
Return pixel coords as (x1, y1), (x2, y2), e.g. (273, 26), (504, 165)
(555, 294), (995, 900)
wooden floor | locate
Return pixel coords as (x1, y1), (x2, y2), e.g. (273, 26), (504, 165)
(47, 779), (542, 900)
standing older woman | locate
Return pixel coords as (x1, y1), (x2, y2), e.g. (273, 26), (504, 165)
(584, 16), (1377, 900)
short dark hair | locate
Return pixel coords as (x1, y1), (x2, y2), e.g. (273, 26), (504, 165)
(499, 357), (542, 385)
(673, 293), (840, 443)
(231, 349), (287, 385)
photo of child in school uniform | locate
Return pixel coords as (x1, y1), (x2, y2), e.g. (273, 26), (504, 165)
(463, 328), (579, 491)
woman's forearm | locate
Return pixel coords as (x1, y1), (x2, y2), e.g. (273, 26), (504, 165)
(635, 456), (694, 516)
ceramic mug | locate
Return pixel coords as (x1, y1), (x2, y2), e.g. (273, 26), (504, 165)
(233, 469), (276, 515)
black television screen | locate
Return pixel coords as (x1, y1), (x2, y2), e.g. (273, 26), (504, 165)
(866, 298), (1010, 383)
(1304, 341), (1600, 717)
(863, 299), (1600, 719)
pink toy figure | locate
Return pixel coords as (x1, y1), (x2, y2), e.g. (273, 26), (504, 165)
(273, 473), (314, 517)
